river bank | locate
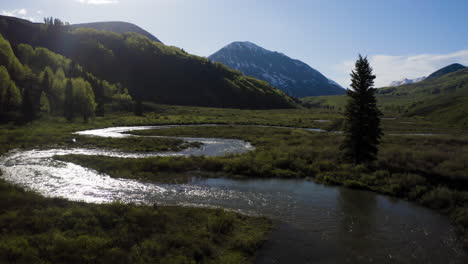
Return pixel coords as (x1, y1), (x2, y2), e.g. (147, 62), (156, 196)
(1, 108), (467, 263)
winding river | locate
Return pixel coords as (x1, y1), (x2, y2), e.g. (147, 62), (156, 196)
(0, 126), (466, 263)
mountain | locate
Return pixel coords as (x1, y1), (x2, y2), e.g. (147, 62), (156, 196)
(389, 77), (426, 87)
(304, 65), (468, 127)
(378, 66), (468, 98)
(402, 68), (468, 127)
(0, 16), (296, 109)
(208, 41), (345, 97)
(377, 67), (468, 127)
(426, 63), (466, 80)
(71, 21), (162, 43)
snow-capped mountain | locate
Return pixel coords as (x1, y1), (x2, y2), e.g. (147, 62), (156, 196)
(208, 41), (345, 97)
(389, 77), (426, 87)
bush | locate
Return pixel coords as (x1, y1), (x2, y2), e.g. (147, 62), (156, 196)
(343, 179), (366, 189)
(421, 186), (457, 209)
(408, 185), (429, 200)
(210, 213), (235, 235)
(0, 236), (39, 264)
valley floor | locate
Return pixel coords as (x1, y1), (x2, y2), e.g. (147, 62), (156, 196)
(1, 104), (468, 263)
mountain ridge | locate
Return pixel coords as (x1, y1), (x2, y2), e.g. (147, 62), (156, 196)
(71, 21), (162, 43)
(208, 41), (344, 97)
(0, 15), (296, 109)
(426, 63), (466, 80)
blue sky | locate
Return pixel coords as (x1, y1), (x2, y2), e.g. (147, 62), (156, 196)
(2, 0), (468, 87)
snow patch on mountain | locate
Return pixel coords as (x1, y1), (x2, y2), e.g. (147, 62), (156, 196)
(208, 41), (345, 97)
(389, 77), (426, 87)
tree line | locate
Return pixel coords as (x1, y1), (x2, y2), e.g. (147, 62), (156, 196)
(0, 34), (133, 123)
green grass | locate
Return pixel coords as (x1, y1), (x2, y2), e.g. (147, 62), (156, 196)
(0, 105), (340, 156)
(1, 105), (468, 257)
(302, 69), (468, 129)
(54, 124), (468, 247)
(0, 177), (271, 264)
(302, 95), (348, 110)
(65, 136), (202, 153)
(55, 155), (207, 184)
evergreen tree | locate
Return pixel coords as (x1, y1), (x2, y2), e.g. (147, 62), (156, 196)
(21, 88), (35, 123)
(95, 100), (105, 117)
(134, 98), (143, 116)
(41, 69), (51, 92)
(90, 78), (105, 117)
(64, 79), (74, 121)
(341, 55), (383, 164)
(39, 91), (50, 113)
(68, 61), (80, 78)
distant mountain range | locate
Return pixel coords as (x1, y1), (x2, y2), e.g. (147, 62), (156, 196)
(388, 63), (466, 87)
(71, 21), (162, 43)
(208, 41), (344, 97)
(305, 62), (468, 127)
(377, 63), (468, 127)
(389, 77), (426, 87)
(380, 63), (468, 94)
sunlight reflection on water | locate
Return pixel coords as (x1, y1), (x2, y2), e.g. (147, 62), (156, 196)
(0, 125), (465, 263)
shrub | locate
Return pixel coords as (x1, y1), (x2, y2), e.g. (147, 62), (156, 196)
(421, 186), (457, 209)
(210, 214), (234, 235)
(0, 236), (39, 264)
(343, 179), (366, 189)
(408, 185), (429, 200)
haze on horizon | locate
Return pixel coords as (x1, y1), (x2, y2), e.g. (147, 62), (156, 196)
(2, 0), (468, 87)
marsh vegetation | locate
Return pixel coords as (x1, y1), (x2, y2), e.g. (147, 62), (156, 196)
(1, 105), (468, 262)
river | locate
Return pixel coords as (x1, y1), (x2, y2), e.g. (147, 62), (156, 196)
(0, 126), (465, 263)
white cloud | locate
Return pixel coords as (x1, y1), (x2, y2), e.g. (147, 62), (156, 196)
(17, 9), (27, 15)
(335, 49), (468, 88)
(78, 0), (120, 4)
(1, 8), (37, 22)
(2, 8), (27, 17)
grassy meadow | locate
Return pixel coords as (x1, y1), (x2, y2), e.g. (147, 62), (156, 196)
(1, 104), (468, 263)
(302, 69), (468, 129)
(0, 177), (271, 264)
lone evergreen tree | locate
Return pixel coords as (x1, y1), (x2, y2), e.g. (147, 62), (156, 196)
(341, 55), (383, 164)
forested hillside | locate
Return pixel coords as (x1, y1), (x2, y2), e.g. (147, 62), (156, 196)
(0, 16), (297, 109)
(0, 33), (132, 123)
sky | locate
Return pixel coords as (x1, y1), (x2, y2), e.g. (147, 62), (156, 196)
(2, 0), (468, 87)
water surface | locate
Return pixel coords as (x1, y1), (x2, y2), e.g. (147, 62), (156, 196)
(0, 125), (465, 263)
